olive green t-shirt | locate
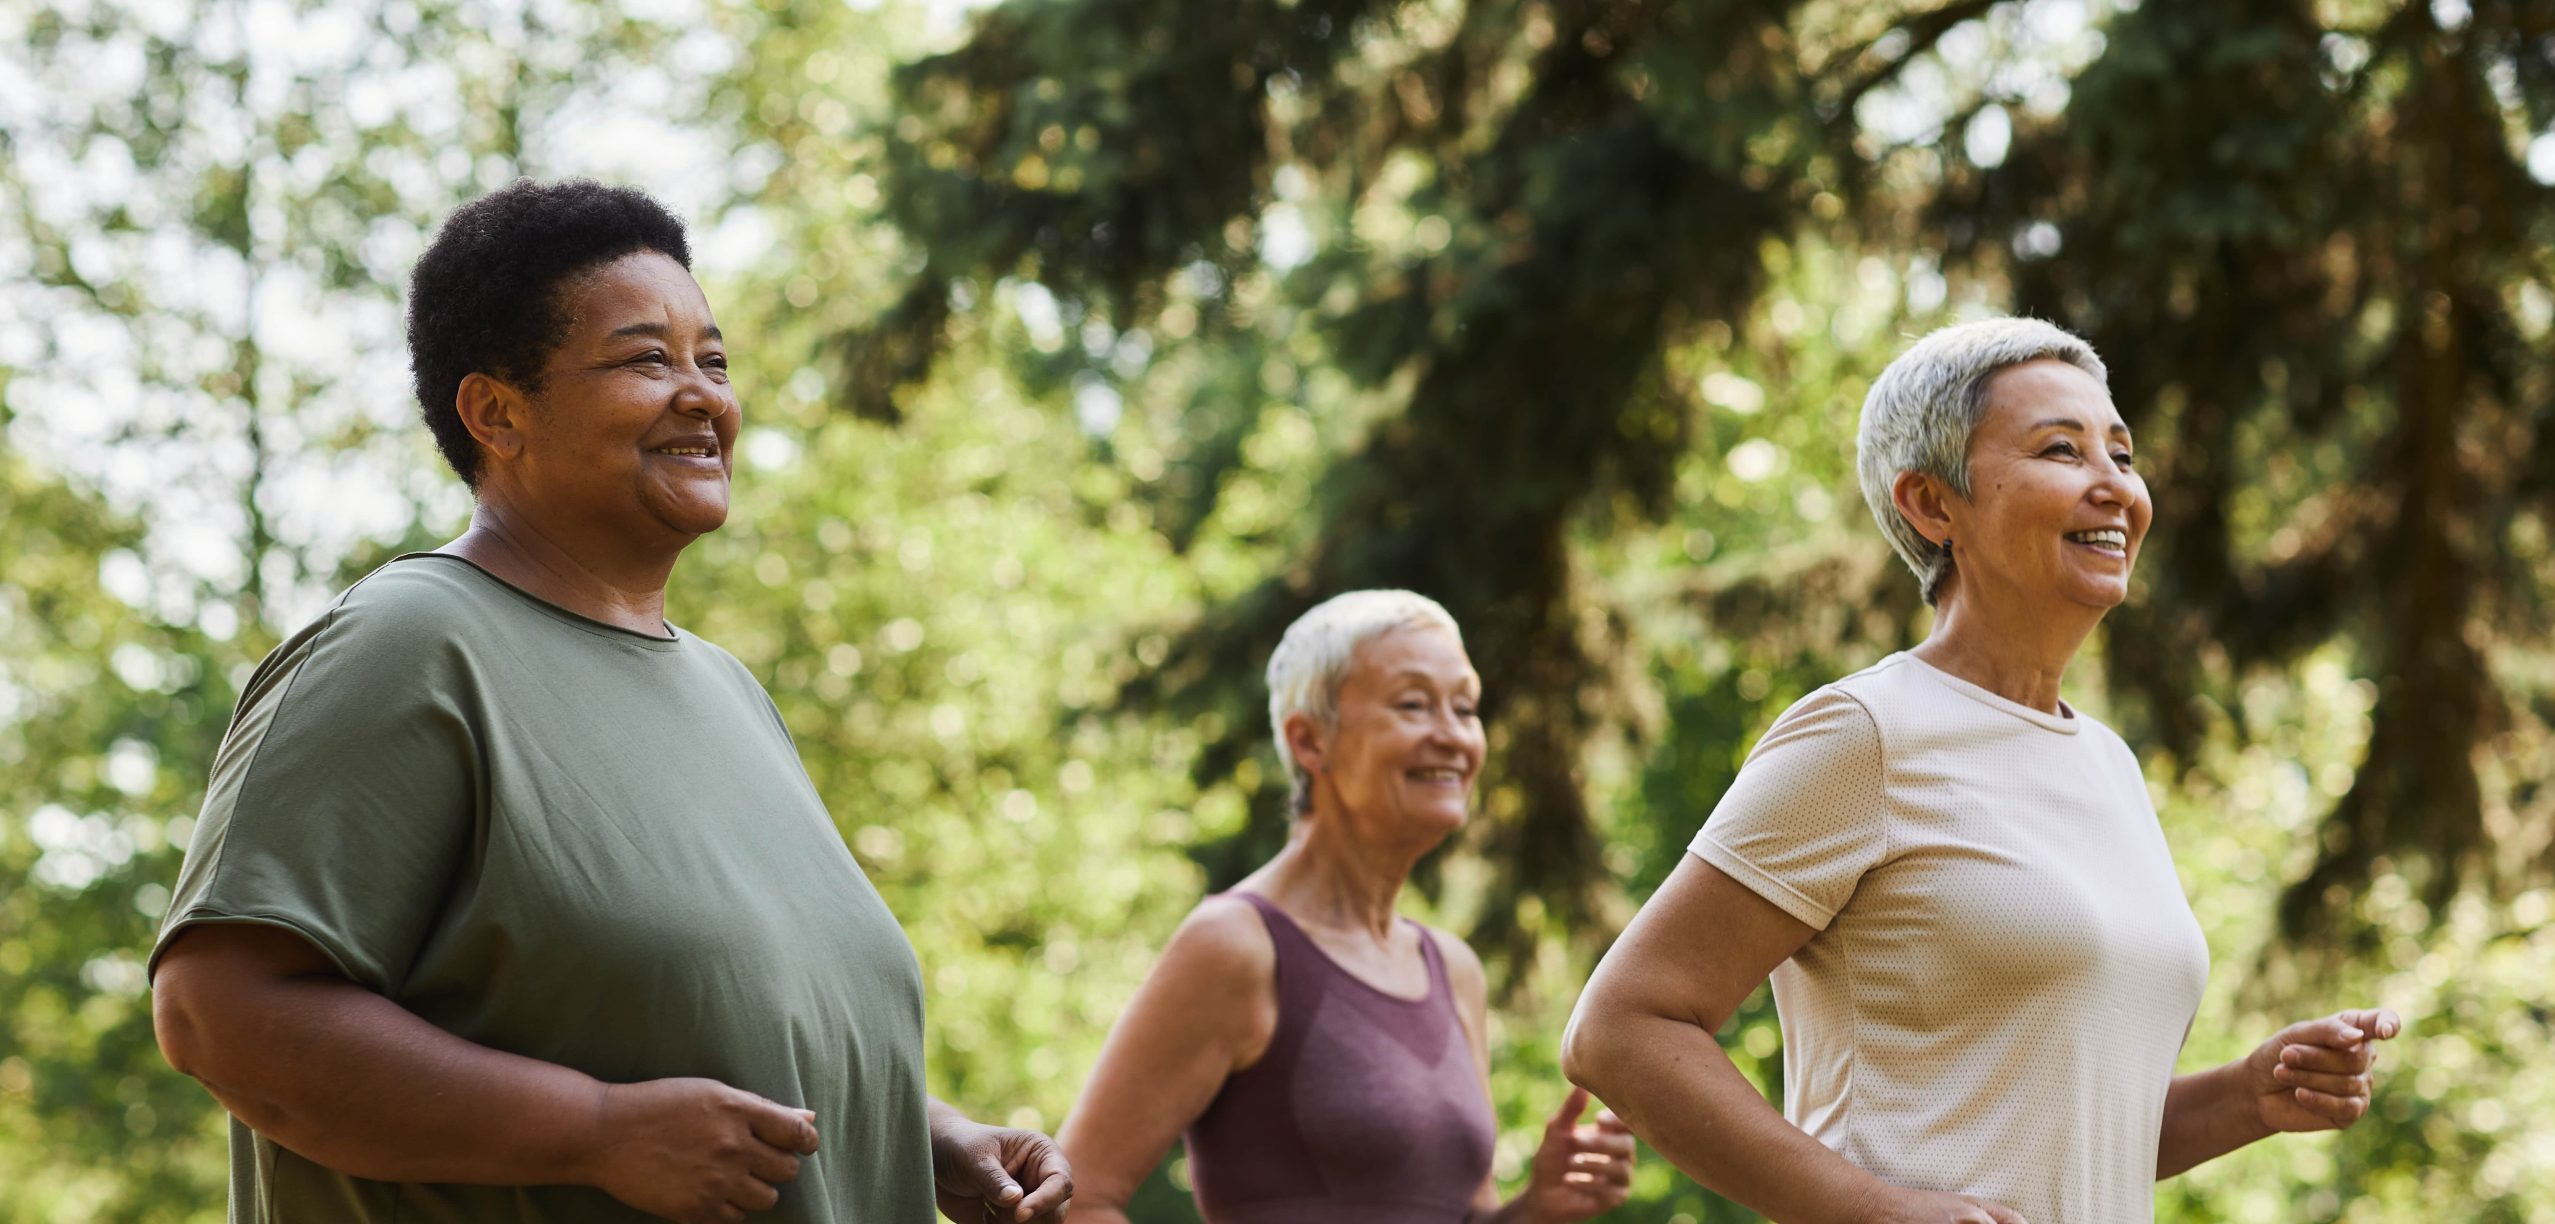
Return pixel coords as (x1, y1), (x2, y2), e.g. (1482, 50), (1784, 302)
(150, 554), (934, 1223)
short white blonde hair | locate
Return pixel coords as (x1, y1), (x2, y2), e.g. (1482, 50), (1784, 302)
(1266, 590), (1464, 814)
(1856, 317), (2109, 603)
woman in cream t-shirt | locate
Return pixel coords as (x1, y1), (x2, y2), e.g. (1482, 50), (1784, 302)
(1562, 319), (2401, 1224)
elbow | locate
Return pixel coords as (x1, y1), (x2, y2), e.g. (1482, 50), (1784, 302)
(1558, 1000), (1613, 1096)
(151, 969), (213, 1082)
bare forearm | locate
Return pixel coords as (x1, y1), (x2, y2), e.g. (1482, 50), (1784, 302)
(1566, 1011), (1879, 1224)
(167, 971), (604, 1186)
(2156, 1061), (2272, 1179)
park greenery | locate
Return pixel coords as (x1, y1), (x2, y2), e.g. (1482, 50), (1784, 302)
(4, 0), (2551, 1220)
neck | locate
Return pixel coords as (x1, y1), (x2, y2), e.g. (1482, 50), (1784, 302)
(1910, 580), (2101, 714)
(1254, 814), (1432, 941)
(440, 498), (682, 636)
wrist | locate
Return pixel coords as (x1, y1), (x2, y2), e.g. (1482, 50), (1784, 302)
(2215, 1058), (2279, 1142)
(567, 1077), (619, 1189)
(925, 1101), (980, 1166)
(1839, 1174), (1896, 1224)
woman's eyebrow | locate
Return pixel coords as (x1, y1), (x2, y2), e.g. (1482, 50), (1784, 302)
(604, 321), (723, 341)
(2030, 416), (2133, 441)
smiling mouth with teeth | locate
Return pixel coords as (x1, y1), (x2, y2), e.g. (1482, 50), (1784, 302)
(651, 446), (718, 457)
(2066, 529), (2129, 554)
(1409, 768), (1465, 783)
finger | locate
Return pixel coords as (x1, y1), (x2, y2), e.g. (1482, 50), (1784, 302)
(1592, 1108), (1631, 1132)
(746, 1102), (821, 1154)
(2288, 1015), (2370, 1047)
(1547, 1084), (1591, 1130)
(1572, 1128), (1639, 1159)
(1982, 1204), (2030, 1224)
(2281, 1043), (2375, 1074)
(729, 1177), (780, 1212)
(747, 1144), (804, 1185)
(2341, 1008), (2403, 1041)
(1012, 1150), (1073, 1219)
(2292, 1086), (2371, 1125)
(970, 1154), (1025, 1212)
(2272, 1064), (2370, 1097)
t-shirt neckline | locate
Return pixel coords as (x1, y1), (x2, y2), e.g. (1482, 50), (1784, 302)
(394, 552), (689, 651)
(1895, 652), (2081, 734)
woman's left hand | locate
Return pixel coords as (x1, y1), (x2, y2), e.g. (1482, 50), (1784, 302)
(1520, 1086), (1637, 1223)
(2243, 1008), (2402, 1134)
(930, 1115), (1073, 1224)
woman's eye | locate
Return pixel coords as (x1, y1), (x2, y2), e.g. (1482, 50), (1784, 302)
(2113, 452), (2136, 468)
(2044, 441), (2079, 459)
(631, 350), (669, 366)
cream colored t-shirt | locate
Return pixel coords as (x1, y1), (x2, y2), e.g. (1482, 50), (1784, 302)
(1692, 652), (2210, 1224)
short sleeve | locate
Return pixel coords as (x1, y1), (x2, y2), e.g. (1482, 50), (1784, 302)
(1689, 686), (1890, 930)
(150, 585), (481, 994)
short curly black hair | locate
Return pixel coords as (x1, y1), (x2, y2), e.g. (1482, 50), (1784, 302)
(406, 179), (692, 486)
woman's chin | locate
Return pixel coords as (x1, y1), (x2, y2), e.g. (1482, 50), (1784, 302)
(1399, 798), (1472, 837)
(2073, 577), (2133, 609)
(648, 497), (732, 539)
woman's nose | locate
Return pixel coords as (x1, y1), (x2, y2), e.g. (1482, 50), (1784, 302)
(672, 372), (731, 419)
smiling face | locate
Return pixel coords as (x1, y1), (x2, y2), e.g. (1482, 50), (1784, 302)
(1940, 358), (2151, 611)
(497, 250), (739, 544)
(1300, 623), (1486, 843)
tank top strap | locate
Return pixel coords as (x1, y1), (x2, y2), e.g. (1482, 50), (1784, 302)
(1226, 891), (1326, 1018)
(1411, 919), (1453, 1002)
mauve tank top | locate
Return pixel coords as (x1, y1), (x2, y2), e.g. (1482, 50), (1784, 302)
(1182, 891), (1497, 1224)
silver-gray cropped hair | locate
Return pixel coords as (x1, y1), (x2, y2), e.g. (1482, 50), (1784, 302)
(1266, 589), (1463, 815)
(1855, 317), (2109, 603)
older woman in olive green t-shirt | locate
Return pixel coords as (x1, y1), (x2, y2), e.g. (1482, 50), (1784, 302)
(148, 180), (1070, 1224)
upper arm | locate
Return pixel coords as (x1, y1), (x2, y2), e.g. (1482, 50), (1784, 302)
(1058, 897), (1278, 1209)
(1573, 686), (1887, 1045)
(149, 590), (480, 996)
(1576, 854), (1818, 1044)
(152, 921), (353, 1079)
(1685, 688), (1891, 931)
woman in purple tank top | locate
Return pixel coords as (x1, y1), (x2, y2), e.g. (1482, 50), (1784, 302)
(1059, 591), (1636, 1224)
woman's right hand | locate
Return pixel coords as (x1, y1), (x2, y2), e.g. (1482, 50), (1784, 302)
(584, 1077), (822, 1223)
(1860, 1186), (2029, 1224)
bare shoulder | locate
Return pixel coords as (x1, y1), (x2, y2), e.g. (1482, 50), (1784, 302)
(1145, 894), (1282, 1066)
(1155, 894), (1278, 993)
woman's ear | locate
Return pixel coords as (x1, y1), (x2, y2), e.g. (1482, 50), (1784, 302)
(453, 372), (533, 464)
(1282, 711), (1327, 782)
(1890, 469), (1959, 550)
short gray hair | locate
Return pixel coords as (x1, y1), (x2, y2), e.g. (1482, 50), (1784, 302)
(1266, 590), (1463, 814)
(1855, 317), (2109, 603)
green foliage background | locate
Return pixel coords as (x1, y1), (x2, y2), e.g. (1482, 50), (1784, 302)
(3, 0), (2550, 1221)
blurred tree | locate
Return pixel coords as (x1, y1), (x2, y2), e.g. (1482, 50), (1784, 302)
(0, 455), (228, 1218)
